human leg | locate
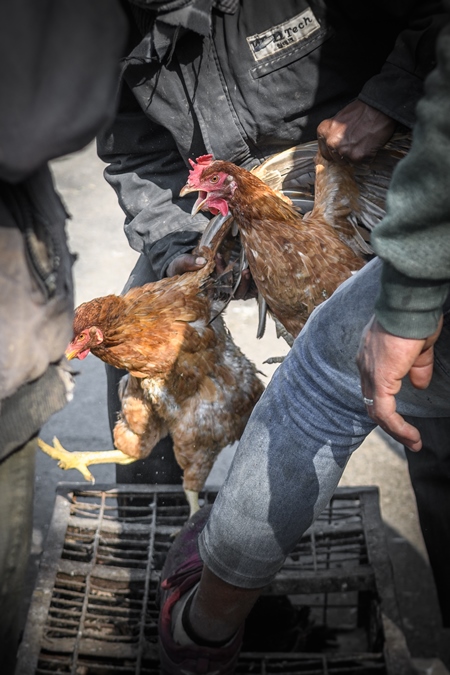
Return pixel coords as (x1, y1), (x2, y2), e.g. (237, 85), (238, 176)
(158, 259), (384, 669)
(158, 506), (260, 674)
(200, 261), (450, 588)
(0, 167), (75, 672)
(0, 364), (70, 673)
(397, 304), (450, 625)
(159, 257), (450, 672)
(403, 415), (450, 627)
(0, 438), (36, 675)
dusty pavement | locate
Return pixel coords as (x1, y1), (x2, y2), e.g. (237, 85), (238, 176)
(24, 142), (448, 669)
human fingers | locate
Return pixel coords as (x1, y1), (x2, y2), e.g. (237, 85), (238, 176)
(368, 399), (423, 451)
(357, 349), (420, 449)
(408, 345), (435, 389)
(317, 118), (347, 163)
(166, 253), (206, 277)
(356, 316), (424, 450)
(357, 316), (431, 395)
(408, 317), (443, 389)
(317, 100), (396, 164)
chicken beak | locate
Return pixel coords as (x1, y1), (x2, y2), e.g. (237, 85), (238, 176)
(180, 184), (208, 216)
(179, 183), (195, 197)
(65, 346), (78, 360)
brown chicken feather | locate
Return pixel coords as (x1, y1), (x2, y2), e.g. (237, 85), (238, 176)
(180, 135), (411, 339)
(47, 221), (264, 515)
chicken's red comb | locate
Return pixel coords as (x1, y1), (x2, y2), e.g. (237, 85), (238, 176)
(188, 154), (214, 182)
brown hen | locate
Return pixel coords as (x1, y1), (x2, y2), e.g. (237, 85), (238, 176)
(39, 221), (264, 516)
(180, 136), (411, 340)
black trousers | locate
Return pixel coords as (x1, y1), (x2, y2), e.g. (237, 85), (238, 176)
(404, 415), (450, 627)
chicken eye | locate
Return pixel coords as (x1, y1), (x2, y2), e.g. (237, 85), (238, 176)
(209, 175), (219, 184)
(77, 333), (85, 342)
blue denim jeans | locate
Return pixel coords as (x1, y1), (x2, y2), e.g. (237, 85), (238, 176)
(199, 258), (450, 588)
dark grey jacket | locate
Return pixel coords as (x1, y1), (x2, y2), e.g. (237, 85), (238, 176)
(98, 0), (446, 279)
(0, 0), (127, 456)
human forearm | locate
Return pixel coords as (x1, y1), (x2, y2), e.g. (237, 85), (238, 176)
(374, 263), (450, 338)
(97, 97), (208, 277)
(357, 17), (450, 450)
(372, 21), (450, 337)
(358, 0), (448, 128)
(317, 1), (447, 162)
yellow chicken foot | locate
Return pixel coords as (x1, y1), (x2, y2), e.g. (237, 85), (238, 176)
(169, 489), (201, 537)
(264, 318), (292, 364)
(38, 437), (137, 483)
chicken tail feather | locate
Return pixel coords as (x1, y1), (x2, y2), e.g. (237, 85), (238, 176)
(197, 212), (233, 255)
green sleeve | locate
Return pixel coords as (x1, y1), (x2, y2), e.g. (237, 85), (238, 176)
(372, 20), (450, 338)
(375, 263), (450, 338)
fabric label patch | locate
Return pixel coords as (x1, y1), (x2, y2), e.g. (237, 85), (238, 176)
(247, 8), (321, 62)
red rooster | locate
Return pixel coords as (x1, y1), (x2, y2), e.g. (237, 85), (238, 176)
(180, 137), (410, 340)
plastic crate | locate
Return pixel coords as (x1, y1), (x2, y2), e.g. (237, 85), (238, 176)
(15, 484), (414, 674)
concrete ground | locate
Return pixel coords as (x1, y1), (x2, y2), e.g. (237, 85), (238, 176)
(25, 142), (448, 671)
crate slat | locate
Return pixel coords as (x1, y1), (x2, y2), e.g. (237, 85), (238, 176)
(16, 484), (414, 675)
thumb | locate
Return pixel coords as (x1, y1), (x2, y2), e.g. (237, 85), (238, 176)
(409, 317), (443, 389)
(408, 344), (435, 390)
(166, 253), (207, 277)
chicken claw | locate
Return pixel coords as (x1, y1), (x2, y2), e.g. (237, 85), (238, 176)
(185, 489), (200, 517)
(263, 355), (286, 365)
(37, 437), (137, 483)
